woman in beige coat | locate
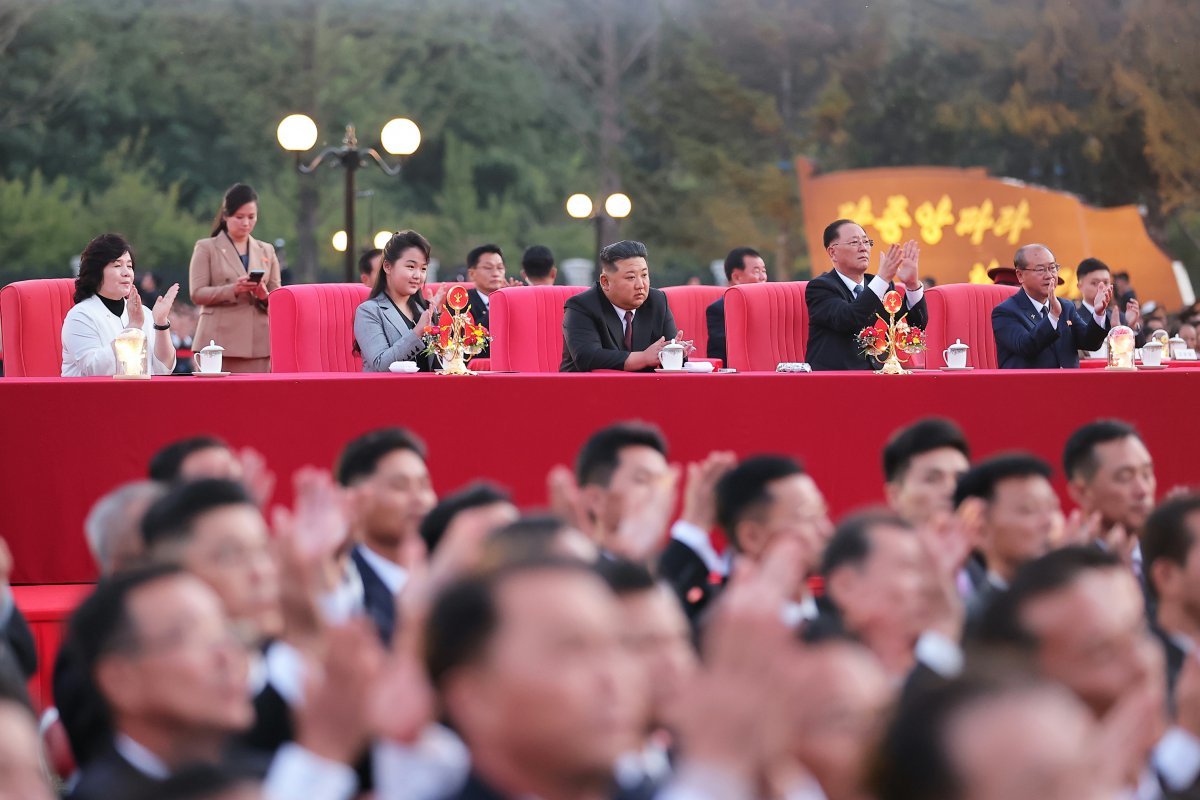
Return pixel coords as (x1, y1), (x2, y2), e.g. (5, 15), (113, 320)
(189, 183), (281, 373)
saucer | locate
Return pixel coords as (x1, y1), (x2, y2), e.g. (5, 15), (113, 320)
(654, 368), (687, 373)
(1136, 364), (1168, 370)
(939, 366), (974, 371)
(191, 371), (231, 377)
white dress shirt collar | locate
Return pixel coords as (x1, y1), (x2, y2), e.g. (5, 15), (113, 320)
(474, 289), (491, 308)
(1024, 291), (1051, 315)
(115, 733), (171, 779)
(835, 269), (865, 293)
(355, 543), (409, 595)
(611, 301), (634, 330)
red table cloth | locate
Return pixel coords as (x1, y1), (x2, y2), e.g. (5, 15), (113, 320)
(1, 369), (1196, 585)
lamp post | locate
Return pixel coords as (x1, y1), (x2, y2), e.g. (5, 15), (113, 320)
(566, 192), (632, 272)
(277, 114), (421, 282)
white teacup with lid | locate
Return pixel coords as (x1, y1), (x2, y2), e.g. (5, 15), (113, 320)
(658, 341), (686, 371)
(195, 340), (225, 374)
(943, 339), (969, 369)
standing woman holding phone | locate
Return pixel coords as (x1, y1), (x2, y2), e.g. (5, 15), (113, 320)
(189, 183), (281, 373)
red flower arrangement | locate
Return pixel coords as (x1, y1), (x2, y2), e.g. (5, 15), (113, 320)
(421, 292), (491, 374)
(854, 290), (927, 374)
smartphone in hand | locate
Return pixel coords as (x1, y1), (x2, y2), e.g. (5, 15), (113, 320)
(248, 270), (266, 284)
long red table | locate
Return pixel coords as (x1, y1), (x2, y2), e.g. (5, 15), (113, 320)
(1, 369), (1196, 585)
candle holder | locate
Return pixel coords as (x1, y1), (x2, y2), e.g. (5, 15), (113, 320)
(422, 285), (491, 375)
(1105, 325), (1136, 371)
(855, 290), (927, 375)
(111, 327), (151, 379)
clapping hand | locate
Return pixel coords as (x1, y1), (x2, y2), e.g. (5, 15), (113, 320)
(504, 276), (525, 289)
(610, 464), (680, 563)
(680, 451), (738, 531)
(1124, 297), (1141, 329)
(877, 244), (903, 283)
(419, 285), (450, 328)
(896, 240), (921, 291)
(1093, 284), (1113, 315)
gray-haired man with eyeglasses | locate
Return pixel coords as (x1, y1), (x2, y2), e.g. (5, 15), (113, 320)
(992, 243), (1111, 369)
(805, 219), (928, 371)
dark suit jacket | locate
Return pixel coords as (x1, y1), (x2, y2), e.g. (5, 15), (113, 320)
(657, 539), (722, 623)
(1153, 624), (1188, 707)
(705, 296), (727, 364)
(67, 746), (161, 800)
(442, 772), (656, 800)
(993, 292), (1109, 369)
(351, 546), (396, 647)
(560, 284), (678, 372)
(3, 601), (36, 678)
(466, 289), (492, 359)
(804, 270), (928, 371)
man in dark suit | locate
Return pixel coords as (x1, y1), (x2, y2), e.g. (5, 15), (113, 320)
(706, 246), (768, 364)
(64, 565), (257, 800)
(992, 243), (1111, 368)
(560, 240), (680, 372)
(805, 219), (927, 371)
(1142, 495), (1200, 700)
(952, 454), (1058, 627)
(335, 428), (437, 646)
(425, 559), (656, 800)
(0, 539), (36, 680)
(465, 244), (521, 359)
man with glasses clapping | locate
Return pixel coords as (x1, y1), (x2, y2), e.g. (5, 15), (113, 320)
(992, 243), (1111, 369)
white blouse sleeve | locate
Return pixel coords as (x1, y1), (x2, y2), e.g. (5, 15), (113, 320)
(61, 308), (117, 376)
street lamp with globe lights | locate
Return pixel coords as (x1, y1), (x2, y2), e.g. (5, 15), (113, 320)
(276, 114), (421, 282)
(566, 192), (632, 277)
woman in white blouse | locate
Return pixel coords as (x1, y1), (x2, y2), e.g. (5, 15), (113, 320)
(61, 233), (179, 377)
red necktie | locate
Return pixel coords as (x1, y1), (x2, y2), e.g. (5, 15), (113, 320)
(623, 310), (634, 350)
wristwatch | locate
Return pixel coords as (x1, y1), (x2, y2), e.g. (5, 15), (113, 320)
(153, 321), (171, 330)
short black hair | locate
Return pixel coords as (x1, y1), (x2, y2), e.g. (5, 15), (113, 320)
(820, 510), (912, 577)
(575, 422), (667, 487)
(715, 455), (805, 550)
(1061, 419), (1140, 483)
(419, 482), (511, 555)
(358, 247), (383, 277)
(599, 240), (648, 272)
(723, 247), (761, 282)
(467, 244), (503, 269)
(521, 245), (555, 279)
(975, 546), (1122, 648)
(882, 418), (970, 483)
(822, 219), (859, 249)
(594, 556), (657, 595)
(867, 666), (1048, 800)
(1141, 494), (1200, 603)
(953, 453), (1052, 508)
(335, 428), (427, 486)
(425, 558), (600, 693)
(147, 436), (231, 483)
(141, 478), (255, 553)
(1114, 271), (1131, 282)
(75, 233), (135, 304)
(1075, 258), (1111, 280)
(57, 564), (186, 762)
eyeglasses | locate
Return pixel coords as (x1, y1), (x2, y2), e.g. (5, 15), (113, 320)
(838, 238), (874, 249)
(1019, 264), (1061, 276)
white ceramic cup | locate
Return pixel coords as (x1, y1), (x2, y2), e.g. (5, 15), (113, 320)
(195, 346), (223, 374)
(658, 344), (685, 371)
(943, 339), (969, 369)
(1142, 341), (1164, 367)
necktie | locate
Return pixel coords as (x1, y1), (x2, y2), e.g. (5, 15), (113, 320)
(623, 310), (634, 351)
(852, 285), (864, 300)
(1040, 305), (1048, 318)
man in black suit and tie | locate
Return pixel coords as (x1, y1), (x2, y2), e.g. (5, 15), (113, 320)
(560, 240), (680, 372)
(1141, 495), (1200, 700)
(466, 244), (521, 359)
(706, 246), (768, 364)
(992, 243), (1111, 368)
(335, 428), (437, 646)
(805, 219), (927, 371)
